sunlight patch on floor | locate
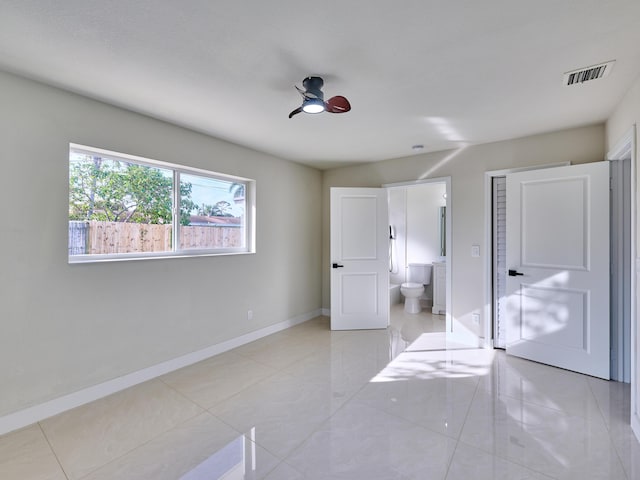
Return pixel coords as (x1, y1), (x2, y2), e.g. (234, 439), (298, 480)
(371, 332), (495, 382)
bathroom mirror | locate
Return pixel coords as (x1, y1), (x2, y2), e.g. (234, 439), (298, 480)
(439, 206), (446, 257)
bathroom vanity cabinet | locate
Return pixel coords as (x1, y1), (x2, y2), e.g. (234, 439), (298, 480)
(432, 261), (446, 314)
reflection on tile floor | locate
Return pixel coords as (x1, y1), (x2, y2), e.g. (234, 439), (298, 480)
(1, 305), (639, 479)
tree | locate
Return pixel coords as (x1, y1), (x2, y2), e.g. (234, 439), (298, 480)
(197, 203), (216, 216)
(212, 201), (233, 216)
(69, 156), (196, 225)
(196, 201), (234, 217)
(229, 182), (245, 199)
(178, 181), (197, 225)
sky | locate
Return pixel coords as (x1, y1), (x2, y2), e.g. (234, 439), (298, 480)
(182, 173), (244, 216)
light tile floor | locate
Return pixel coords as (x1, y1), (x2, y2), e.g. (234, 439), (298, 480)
(1, 305), (639, 479)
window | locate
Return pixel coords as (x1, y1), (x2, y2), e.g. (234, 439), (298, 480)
(68, 144), (254, 262)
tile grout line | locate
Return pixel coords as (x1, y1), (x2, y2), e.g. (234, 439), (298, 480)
(454, 359), (561, 479)
(265, 329), (450, 475)
(203, 350), (360, 462)
(270, 369), (375, 474)
(73, 406), (206, 480)
(585, 378), (632, 480)
(157, 354), (295, 464)
(470, 366), (633, 479)
(38, 422), (71, 480)
(474, 368), (606, 421)
(52, 379), (206, 480)
(156, 377), (214, 412)
(157, 363), (282, 413)
(230, 339), (327, 372)
(263, 320), (454, 476)
(203, 408), (286, 465)
(235, 328), (387, 472)
(441, 369), (485, 479)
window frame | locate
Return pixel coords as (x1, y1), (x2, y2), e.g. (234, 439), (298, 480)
(68, 143), (256, 264)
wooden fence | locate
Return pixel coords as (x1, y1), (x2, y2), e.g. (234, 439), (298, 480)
(69, 221), (242, 255)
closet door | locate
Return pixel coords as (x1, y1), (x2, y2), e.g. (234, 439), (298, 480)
(492, 176), (507, 348)
(505, 162), (610, 379)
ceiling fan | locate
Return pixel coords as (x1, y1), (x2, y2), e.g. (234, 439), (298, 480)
(288, 76), (351, 118)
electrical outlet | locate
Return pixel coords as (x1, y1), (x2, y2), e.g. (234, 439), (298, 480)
(471, 313), (480, 325)
(471, 245), (480, 258)
(247, 310), (253, 321)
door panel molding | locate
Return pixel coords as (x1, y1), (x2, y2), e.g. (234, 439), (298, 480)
(520, 177), (589, 270)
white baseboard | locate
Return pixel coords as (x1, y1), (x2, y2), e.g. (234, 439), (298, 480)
(321, 308), (331, 317)
(480, 337), (493, 349)
(0, 309), (322, 436)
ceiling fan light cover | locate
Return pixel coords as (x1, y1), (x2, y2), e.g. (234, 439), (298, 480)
(302, 98), (325, 114)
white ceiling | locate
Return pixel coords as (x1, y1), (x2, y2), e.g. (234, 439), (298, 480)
(1, 1), (640, 169)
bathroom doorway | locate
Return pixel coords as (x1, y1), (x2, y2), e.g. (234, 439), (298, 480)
(385, 178), (450, 332)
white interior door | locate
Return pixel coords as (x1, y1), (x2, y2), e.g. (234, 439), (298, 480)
(330, 187), (389, 330)
(505, 162), (610, 379)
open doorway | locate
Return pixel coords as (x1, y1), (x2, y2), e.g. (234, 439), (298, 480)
(384, 178), (451, 334)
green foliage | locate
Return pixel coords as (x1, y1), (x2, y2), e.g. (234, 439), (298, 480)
(197, 201), (234, 217)
(179, 181), (197, 225)
(69, 155), (196, 225)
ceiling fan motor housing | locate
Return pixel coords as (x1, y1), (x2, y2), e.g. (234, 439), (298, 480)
(303, 76), (325, 100)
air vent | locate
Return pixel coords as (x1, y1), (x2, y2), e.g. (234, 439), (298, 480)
(564, 60), (615, 86)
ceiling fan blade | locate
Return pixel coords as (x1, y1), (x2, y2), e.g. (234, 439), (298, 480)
(325, 96), (351, 113)
(295, 85), (307, 99)
(288, 106), (303, 119)
(296, 85), (322, 101)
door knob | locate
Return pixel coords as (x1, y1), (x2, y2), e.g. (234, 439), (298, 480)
(508, 269), (524, 276)
(332, 263), (344, 269)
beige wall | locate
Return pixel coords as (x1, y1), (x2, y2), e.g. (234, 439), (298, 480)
(0, 72), (323, 417)
(606, 73), (640, 434)
(322, 125), (605, 339)
(606, 76), (640, 154)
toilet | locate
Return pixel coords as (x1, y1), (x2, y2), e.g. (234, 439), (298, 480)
(400, 263), (432, 314)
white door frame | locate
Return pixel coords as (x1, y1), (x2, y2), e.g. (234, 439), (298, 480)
(609, 153), (632, 382)
(383, 176), (452, 335)
(607, 126), (638, 438)
(483, 162), (569, 348)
